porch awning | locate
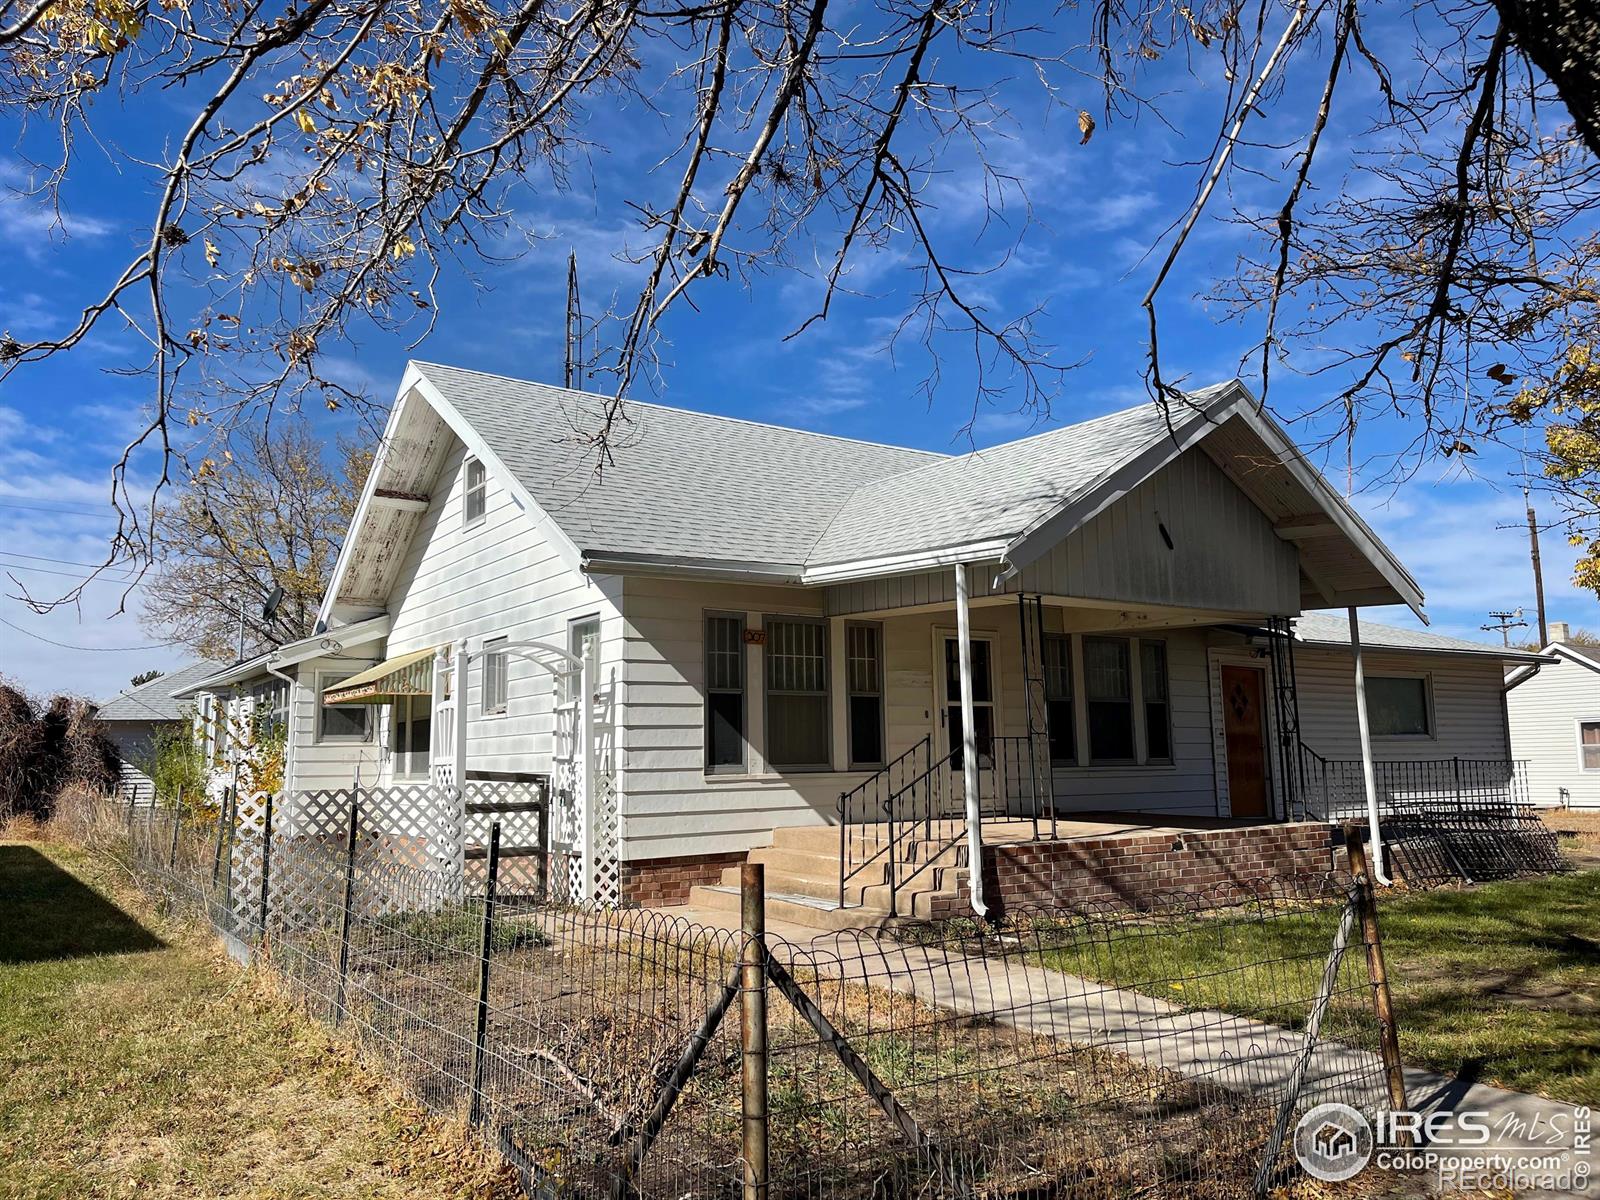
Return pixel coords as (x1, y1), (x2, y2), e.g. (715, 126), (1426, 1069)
(322, 646), (438, 706)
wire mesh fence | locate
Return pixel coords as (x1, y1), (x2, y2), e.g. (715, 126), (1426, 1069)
(70, 786), (1416, 1199)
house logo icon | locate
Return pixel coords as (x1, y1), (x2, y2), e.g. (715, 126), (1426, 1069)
(1293, 1102), (1374, 1182)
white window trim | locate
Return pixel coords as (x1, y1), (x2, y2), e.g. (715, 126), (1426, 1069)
(481, 635), (509, 719)
(764, 612), (832, 773)
(704, 610), (749, 776)
(314, 671), (373, 744)
(462, 455), (488, 529)
(1574, 716), (1600, 773)
(1367, 672), (1437, 740)
(844, 619), (886, 770)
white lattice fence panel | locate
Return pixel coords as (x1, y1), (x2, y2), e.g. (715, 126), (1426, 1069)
(462, 777), (548, 899)
(588, 766), (621, 908)
(227, 789), (273, 932)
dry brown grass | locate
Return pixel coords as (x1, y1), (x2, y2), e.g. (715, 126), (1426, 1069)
(1543, 809), (1600, 867)
(0, 832), (520, 1200)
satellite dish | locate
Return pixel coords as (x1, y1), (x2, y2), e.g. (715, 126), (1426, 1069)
(261, 583), (285, 621)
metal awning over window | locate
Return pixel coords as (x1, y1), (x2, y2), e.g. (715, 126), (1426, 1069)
(322, 646), (438, 706)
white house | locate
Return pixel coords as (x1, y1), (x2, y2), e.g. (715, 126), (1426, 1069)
(95, 660), (223, 803)
(176, 362), (1545, 920)
(1506, 623), (1600, 808)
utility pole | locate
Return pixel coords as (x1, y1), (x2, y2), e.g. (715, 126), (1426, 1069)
(1525, 490), (1549, 646)
(236, 596), (247, 663)
(564, 252), (583, 391)
(1482, 608), (1528, 648)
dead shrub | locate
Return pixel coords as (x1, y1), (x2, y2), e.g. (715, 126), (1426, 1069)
(0, 679), (120, 822)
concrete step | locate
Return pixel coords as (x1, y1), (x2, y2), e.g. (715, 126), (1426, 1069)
(685, 883), (898, 933)
(770, 821), (973, 855)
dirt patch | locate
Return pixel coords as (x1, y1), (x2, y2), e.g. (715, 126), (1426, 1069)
(1542, 810), (1600, 869)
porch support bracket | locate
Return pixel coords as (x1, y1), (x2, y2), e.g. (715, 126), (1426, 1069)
(955, 563), (988, 919)
(1347, 607), (1392, 885)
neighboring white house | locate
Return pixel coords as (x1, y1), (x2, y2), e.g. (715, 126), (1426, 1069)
(1506, 622), (1600, 808)
(172, 361), (1545, 910)
(94, 660), (223, 803)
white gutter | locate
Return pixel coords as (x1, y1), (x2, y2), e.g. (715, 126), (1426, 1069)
(954, 562), (988, 920)
(1347, 607), (1392, 885)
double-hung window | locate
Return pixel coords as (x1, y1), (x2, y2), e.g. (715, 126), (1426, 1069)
(766, 617), (829, 770)
(1043, 635), (1075, 763)
(1141, 641), (1172, 761)
(482, 636), (508, 716)
(846, 622), (884, 769)
(317, 675), (371, 743)
(705, 614), (746, 772)
(463, 456), (487, 525)
(1580, 721), (1600, 771)
(1083, 636), (1135, 762)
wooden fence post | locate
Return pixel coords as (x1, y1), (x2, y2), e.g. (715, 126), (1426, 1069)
(468, 821), (502, 1128)
(169, 790), (184, 870)
(1344, 823), (1408, 1116)
(334, 794), (361, 1025)
(741, 863), (769, 1200)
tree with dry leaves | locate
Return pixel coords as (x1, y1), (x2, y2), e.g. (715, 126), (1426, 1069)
(0, 0), (1598, 591)
(140, 423), (369, 659)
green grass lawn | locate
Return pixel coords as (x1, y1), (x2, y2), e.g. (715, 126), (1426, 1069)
(0, 831), (517, 1199)
(1038, 871), (1600, 1105)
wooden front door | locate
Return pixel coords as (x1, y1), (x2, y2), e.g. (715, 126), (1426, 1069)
(1221, 665), (1270, 819)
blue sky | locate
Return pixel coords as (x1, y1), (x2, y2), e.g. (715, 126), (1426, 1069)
(1, 8), (1593, 699)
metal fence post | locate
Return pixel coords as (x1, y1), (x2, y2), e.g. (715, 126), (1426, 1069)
(468, 821), (502, 1128)
(1344, 823), (1408, 1117)
(169, 789), (184, 870)
(334, 794), (361, 1025)
(211, 787), (232, 887)
(741, 862), (769, 1200)
(258, 792), (275, 940)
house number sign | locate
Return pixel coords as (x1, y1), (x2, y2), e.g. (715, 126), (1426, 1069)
(744, 629), (767, 645)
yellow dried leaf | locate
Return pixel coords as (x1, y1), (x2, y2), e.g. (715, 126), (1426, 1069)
(1077, 110), (1095, 145)
(204, 239), (220, 268)
(294, 109), (317, 134)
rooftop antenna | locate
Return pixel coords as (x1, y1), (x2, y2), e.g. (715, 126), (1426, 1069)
(564, 251), (583, 391)
(1481, 607), (1528, 648)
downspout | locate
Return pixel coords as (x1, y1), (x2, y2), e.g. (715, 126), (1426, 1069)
(955, 563), (988, 920)
(1347, 607), (1392, 885)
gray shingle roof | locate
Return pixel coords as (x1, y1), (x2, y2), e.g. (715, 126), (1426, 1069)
(95, 660), (222, 722)
(1294, 611), (1542, 661)
(807, 400), (1204, 566)
(416, 363), (944, 567)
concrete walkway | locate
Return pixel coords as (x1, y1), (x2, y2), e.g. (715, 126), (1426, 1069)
(673, 903), (1594, 1197)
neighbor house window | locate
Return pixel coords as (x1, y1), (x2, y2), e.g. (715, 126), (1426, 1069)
(766, 616), (829, 770)
(392, 695), (431, 777)
(1141, 641), (1172, 761)
(317, 675), (371, 743)
(846, 622), (884, 769)
(1580, 722), (1600, 771)
(482, 636), (508, 716)
(1043, 635), (1075, 763)
(1368, 675), (1431, 736)
(705, 614), (746, 772)
(463, 456), (487, 525)
(1084, 636), (1135, 762)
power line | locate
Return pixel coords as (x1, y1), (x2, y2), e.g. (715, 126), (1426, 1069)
(0, 561), (144, 584)
(2, 550), (139, 571)
(0, 498), (114, 518)
(0, 615), (179, 653)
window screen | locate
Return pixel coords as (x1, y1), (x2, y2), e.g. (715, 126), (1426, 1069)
(482, 637), (508, 716)
(318, 681), (370, 742)
(1141, 641), (1171, 761)
(1582, 722), (1600, 771)
(705, 614), (746, 771)
(1368, 676), (1430, 736)
(846, 623), (884, 768)
(766, 617), (829, 770)
(1043, 635), (1075, 763)
(1084, 637), (1135, 761)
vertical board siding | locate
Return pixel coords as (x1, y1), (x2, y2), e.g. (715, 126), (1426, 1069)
(1506, 654), (1600, 807)
(824, 449), (1299, 617)
(380, 438), (623, 782)
(1295, 646), (1511, 763)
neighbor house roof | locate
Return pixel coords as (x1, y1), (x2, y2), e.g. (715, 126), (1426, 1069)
(95, 660), (222, 722)
(1294, 611), (1549, 663)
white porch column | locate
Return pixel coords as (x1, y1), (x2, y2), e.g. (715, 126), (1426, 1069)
(1347, 607), (1392, 884)
(578, 643), (597, 902)
(452, 639), (471, 788)
(955, 563), (989, 919)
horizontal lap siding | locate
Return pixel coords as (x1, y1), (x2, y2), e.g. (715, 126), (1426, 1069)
(292, 651), (383, 790)
(382, 439), (621, 782)
(1506, 656), (1600, 807)
(1049, 627), (1219, 816)
(622, 575), (1223, 860)
(1296, 646), (1510, 762)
